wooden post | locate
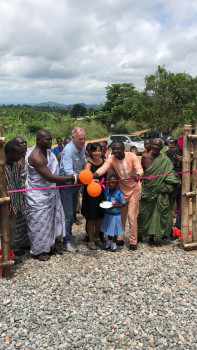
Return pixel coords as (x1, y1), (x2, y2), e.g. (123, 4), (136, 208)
(191, 120), (197, 242)
(181, 125), (192, 244)
(0, 125), (12, 277)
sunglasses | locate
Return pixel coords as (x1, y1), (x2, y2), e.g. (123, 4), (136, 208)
(72, 128), (85, 135)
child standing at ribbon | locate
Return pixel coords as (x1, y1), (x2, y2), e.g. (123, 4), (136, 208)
(101, 174), (125, 252)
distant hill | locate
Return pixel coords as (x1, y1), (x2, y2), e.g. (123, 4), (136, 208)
(34, 101), (99, 109)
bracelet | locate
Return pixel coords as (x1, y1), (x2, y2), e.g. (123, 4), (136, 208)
(73, 174), (78, 184)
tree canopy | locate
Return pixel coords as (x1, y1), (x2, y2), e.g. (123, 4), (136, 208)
(70, 104), (87, 119)
(96, 83), (136, 129)
(143, 66), (197, 130)
(96, 66), (197, 131)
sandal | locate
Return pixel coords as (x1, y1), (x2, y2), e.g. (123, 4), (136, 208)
(95, 239), (103, 247)
(74, 219), (82, 225)
(50, 247), (63, 255)
(33, 253), (51, 261)
(38, 254), (51, 261)
(88, 242), (97, 250)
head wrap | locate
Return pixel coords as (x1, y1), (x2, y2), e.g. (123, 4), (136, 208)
(177, 135), (183, 150)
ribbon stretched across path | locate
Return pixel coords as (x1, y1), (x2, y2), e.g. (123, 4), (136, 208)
(7, 169), (197, 194)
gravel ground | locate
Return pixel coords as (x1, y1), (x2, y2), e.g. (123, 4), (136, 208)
(0, 216), (197, 350)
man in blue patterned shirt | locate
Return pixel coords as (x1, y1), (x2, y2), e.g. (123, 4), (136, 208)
(59, 127), (86, 252)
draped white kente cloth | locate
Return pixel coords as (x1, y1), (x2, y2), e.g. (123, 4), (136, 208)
(25, 146), (65, 255)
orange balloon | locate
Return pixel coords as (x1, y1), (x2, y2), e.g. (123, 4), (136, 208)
(79, 169), (93, 185)
(87, 182), (102, 197)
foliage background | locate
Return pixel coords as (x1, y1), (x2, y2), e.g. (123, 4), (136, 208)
(1, 66), (196, 145)
(0, 105), (109, 145)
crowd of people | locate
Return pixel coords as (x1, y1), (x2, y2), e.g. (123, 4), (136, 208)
(2, 127), (182, 261)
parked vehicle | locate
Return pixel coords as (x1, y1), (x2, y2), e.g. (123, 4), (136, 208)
(107, 134), (145, 154)
(138, 130), (173, 141)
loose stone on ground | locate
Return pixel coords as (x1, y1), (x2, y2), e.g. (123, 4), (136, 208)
(0, 217), (197, 349)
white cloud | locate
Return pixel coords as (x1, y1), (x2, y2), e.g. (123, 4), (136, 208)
(0, 0), (197, 104)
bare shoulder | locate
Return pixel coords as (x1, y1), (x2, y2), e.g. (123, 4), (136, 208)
(141, 153), (152, 161)
(141, 153), (154, 170)
(29, 147), (47, 167)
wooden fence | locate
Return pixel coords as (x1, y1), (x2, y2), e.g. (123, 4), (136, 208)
(0, 125), (14, 277)
(181, 122), (197, 248)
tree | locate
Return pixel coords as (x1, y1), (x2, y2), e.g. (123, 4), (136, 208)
(95, 83), (136, 129)
(142, 66), (197, 130)
(131, 90), (153, 128)
(70, 104), (87, 119)
(87, 107), (97, 117)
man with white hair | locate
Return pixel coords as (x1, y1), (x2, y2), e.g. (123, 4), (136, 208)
(59, 127), (86, 252)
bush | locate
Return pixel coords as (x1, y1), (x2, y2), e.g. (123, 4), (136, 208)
(26, 121), (45, 134)
(172, 126), (183, 138)
(0, 107), (147, 146)
(111, 119), (138, 134)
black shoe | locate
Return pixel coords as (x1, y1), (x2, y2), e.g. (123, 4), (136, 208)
(20, 245), (31, 251)
(162, 235), (168, 240)
(171, 235), (178, 241)
(99, 231), (105, 243)
(82, 235), (89, 242)
(111, 246), (117, 252)
(14, 249), (25, 256)
(149, 235), (155, 246)
(116, 240), (124, 247)
(129, 244), (137, 251)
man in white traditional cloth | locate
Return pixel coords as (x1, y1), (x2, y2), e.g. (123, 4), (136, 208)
(25, 129), (74, 261)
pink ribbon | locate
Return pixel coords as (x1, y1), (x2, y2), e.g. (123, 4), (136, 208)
(7, 169), (197, 194)
(7, 183), (82, 193)
(99, 177), (106, 190)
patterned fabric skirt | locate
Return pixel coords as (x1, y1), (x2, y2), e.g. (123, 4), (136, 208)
(15, 212), (30, 248)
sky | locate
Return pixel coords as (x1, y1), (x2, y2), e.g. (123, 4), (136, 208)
(1, 0), (197, 105)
